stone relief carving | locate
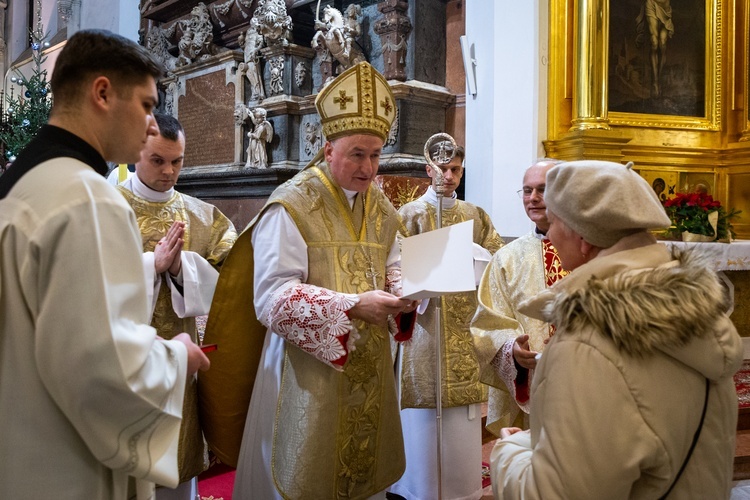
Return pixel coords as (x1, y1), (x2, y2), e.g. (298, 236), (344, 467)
(253, 0), (293, 47)
(311, 4), (365, 83)
(294, 61), (308, 89)
(164, 80), (181, 116)
(385, 105), (399, 147)
(172, 2), (216, 67)
(246, 107), (273, 169)
(145, 25), (178, 74)
(374, 0), (412, 81)
(238, 19), (266, 102)
(303, 121), (322, 157)
(269, 56), (285, 95)
(234, 102), (251, 127)
(210, 0), (252, 28)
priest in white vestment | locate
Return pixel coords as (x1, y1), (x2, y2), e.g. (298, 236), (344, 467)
(471, 159), (568, 436)
(117, 113), (237, 499)
(0, 30), (209, 500)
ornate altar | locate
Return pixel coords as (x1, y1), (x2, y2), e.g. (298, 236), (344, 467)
(140, 0), (451, 226)
(544, 0), (750, 239)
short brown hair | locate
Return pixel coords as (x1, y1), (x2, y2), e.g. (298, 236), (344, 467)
(50, 29), (164, 107)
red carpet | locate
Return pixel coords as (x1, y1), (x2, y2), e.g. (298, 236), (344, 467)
(198, 463), (235, 500)
(196, 461), (491, 498)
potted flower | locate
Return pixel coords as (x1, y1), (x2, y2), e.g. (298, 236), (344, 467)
(662, 192), (741, 242)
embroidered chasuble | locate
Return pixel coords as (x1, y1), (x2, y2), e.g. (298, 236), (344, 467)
(201, 163), (409, 499)
(118, 186), (237, 482)
(398, 195), (504, 408)
(471, 232), (568, 435)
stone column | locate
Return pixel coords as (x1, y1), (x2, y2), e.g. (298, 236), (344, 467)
(570, 0), (610, 131)
(374, 0), (412, 81)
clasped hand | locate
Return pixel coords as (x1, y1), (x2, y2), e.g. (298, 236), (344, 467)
(154, 221), (184, 276)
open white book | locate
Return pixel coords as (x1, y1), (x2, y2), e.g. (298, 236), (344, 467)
(400, 219), (476, 300)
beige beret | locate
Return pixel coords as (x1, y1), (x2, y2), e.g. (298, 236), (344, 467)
(545, 160), (672, 248)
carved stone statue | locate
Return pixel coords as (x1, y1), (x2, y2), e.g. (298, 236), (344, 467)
(303, 121), (322, 157)
(253, 0), (293, 47)
(175, 2), (215, 66)
(268, 56), (284, 96)
(145, 25), (178, 74)
(238, 19), (266, 102)
(311, 5), (365, 83)
(246, 107), (273, 169)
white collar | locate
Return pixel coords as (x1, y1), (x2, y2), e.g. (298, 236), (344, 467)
(423, 186), (458, 208)
(131, 173), (174, 202)
(342, 187), (358, 209)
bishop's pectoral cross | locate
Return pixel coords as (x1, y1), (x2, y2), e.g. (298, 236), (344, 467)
(365, 259), (380, 290)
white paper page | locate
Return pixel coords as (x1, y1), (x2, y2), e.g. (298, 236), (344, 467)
(401, 219), (476, 300)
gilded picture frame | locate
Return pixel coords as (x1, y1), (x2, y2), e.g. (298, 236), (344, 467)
(607, 0), (720, 130)
(744, 0), (750, 137)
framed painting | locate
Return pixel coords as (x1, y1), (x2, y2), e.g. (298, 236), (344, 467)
(607, 0), (720, 130)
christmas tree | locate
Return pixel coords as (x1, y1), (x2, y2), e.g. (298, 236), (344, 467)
(0, 2), (52, 171)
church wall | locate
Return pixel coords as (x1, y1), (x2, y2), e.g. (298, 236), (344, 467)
(464, 0), (548, 238)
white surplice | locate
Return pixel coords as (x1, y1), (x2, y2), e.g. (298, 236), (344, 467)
(0, 158), (188, 499)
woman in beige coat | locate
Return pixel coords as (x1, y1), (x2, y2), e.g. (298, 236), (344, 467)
(490, 160), (743, 499)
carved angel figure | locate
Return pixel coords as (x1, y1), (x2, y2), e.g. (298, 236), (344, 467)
(246, 107), (273, 169)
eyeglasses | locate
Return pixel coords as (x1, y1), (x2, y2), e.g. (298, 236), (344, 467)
(517, 186), (545, 198)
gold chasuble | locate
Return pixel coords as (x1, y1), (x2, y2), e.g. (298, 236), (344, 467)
(201, 163), (406, 499)
(398, 198), (504, 408)
(118, 187), (236, 482)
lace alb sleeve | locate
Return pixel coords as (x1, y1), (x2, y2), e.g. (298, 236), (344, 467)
(261, 281), (360, 371)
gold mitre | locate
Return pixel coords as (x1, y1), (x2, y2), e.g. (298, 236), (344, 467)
(315, 61), (396, 142)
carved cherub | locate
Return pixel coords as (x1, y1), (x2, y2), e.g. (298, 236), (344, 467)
(246, 107), (273, 169)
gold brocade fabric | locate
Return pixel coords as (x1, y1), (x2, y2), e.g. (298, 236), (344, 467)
(315, 62), (396, 142)
(471, 233), (567, 435)
(263, 163), (406, 499)
(398, 198), (504, 408)
(117, 187), (237, 482)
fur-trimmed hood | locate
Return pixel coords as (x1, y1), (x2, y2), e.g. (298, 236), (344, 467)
(519, 240), (741, 381)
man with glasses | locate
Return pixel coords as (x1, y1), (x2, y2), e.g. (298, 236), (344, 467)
(471, 158), (568, 436)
